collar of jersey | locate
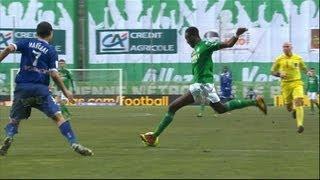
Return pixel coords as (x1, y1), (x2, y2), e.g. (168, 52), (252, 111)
(282, 53), (294, 58)
(37, 38), (49, 44)
(194, 41), (202, 49)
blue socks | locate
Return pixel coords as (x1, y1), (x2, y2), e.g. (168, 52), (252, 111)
(5, 123), (18, 138)
(4, 121), (77, 145)
(59, 121), (77, 145)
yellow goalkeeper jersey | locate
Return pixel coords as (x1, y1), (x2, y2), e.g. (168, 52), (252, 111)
(271, 53), (307, 82)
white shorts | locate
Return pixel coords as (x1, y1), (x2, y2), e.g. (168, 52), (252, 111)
(307, 92), (318, 100)
(57, 91), (68, 102)
(189, 83), (220, 104)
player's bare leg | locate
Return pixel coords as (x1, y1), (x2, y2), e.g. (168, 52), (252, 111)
(140, 92), (195, 146)
(294, 98), (305, 133)
(310, 99), (320, 114)
(0, 119), (20, 156)
(52, 113), (93, 156)
(209, 95), (267, 115)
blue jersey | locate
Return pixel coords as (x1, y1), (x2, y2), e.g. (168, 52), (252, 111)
(220, 72), (232, 91)
(13, 38), (58, 86)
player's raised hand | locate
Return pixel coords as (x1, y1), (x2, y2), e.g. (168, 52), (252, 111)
(65, 90), (75, 104)
(236, 28), (248, 36)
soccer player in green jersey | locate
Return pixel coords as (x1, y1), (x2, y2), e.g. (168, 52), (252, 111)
(306, 68), (319, 113)
(197, 31), (220, 118)
(56, 59), (75, 120)
(140, 27), (267, 146)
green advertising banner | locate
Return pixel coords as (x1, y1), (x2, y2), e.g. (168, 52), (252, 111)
(85, 0), (319, 104)
(87, 0), (319, 64)
(0, 28), (66, 54)
(0, 0), (76, 64)
(0, 61), (318, 104)
(96, 29), (177, 54)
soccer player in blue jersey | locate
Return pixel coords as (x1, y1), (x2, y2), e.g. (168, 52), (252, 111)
(220, 66), (233, 102)
(0, 22), (93, 156)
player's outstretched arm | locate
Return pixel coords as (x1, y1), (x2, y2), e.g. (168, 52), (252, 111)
(219, 28), (248, 49)
(0, 45), (15, 63)
(50, 70), (75, 104)
(271, 70), (287, 79)
(300, 59), (308, 74)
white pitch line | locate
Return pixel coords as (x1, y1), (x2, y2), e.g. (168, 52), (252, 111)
(146, 148), (319, 154)
(129, 113), (153, 117)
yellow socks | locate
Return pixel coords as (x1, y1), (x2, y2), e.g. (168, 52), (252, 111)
(295, 106), (304, 127)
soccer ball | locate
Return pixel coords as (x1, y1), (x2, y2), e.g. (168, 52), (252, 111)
(142, 132), (159, 147)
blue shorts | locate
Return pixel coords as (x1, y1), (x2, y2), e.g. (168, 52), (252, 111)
(10, 83), (60, 121)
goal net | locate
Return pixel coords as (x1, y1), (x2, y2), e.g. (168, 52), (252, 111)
(10, 68), (123, 106)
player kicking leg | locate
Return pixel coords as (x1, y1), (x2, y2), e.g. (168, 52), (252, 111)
(140, 26), (267, 146)
(140, 85), (267, 146)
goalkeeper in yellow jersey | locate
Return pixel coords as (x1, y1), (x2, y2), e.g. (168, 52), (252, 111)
(271, 42), (307, 133)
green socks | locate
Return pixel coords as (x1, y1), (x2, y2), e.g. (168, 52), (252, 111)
(153, 99), (256, 137)
(60, 104), (71, 119)
(224, 99), (256, 111)
(154, 112), (175, 137)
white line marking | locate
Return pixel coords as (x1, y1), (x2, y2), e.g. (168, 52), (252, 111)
(145, 148), (319, 154)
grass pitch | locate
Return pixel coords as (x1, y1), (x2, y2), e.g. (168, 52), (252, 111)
(0, 106), (319, 179)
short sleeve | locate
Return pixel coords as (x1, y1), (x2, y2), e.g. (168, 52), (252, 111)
(11, 39), (28, 53)
(204, 40), (221, 52)
(48, 49), (58, 71)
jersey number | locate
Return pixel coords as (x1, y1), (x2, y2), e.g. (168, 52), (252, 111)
(32, 50), (41, 66)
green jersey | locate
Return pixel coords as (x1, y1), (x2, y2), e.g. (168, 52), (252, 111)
(307, 76), (318, 92)
(191, 40), (221, 83)
(58, 68), (74, 91)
